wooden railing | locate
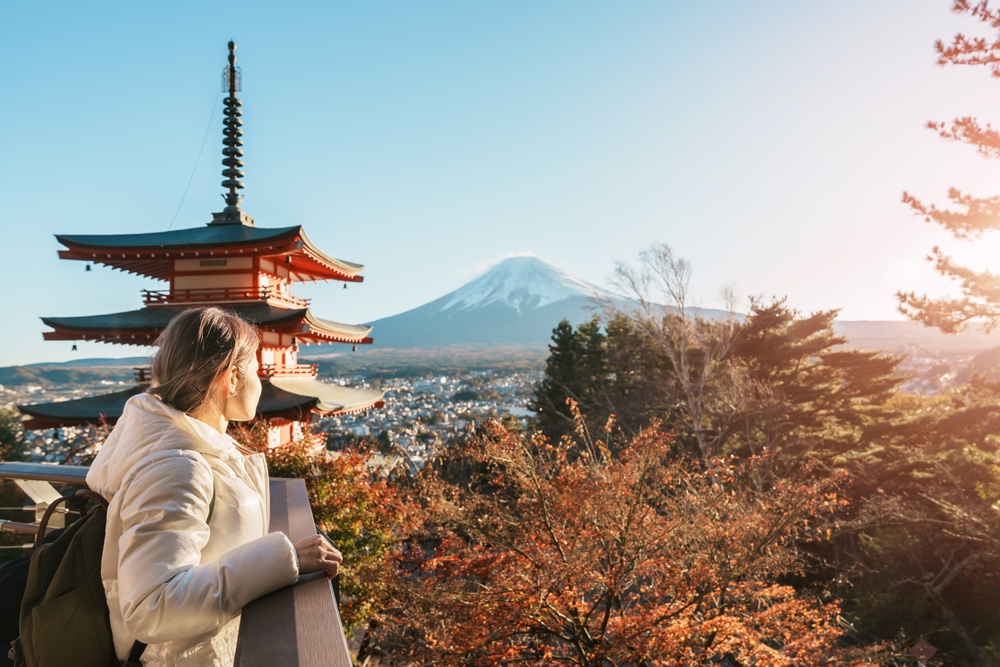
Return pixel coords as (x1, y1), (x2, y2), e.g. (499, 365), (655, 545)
(142, 287), (310, 309)
(235, 479), (352, 667)
(0, 462), (351, 667)
(259, 363), (319, 378)
(131, 365), (320, 382)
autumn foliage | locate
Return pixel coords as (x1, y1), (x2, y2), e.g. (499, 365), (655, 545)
(373, 411), (873, 666)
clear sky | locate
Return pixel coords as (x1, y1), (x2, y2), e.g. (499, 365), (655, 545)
(3, 1), (1000, 366)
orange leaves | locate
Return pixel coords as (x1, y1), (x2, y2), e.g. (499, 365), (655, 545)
(936, 1), (1000, 76)
(377, 421), (854, 666)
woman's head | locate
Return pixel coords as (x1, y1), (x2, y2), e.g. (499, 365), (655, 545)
(149, 307), (261, 419)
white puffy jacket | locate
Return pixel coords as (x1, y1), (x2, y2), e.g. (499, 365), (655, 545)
(86, 392), (299, 666)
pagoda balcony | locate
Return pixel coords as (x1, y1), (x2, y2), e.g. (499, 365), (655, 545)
(260, 363), (319, 378)
(134, 366), (153, 386)
(142, 287), (310, 309)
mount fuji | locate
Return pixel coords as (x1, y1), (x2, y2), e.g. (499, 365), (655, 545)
(361, 256), (610, 348)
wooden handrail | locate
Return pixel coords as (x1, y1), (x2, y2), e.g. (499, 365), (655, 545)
(235, 478), (353, 667)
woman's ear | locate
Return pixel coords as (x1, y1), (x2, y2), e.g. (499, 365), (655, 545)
(227, 365), (239, 396)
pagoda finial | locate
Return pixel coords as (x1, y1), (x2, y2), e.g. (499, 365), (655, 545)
(211, 40), (254, 226)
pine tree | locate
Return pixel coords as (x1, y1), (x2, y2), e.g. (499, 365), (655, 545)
(898, 1), (1000, 332)
(530, 317), (606, 439)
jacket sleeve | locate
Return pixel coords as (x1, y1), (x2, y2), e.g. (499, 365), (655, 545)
(114, 452), (299, 644)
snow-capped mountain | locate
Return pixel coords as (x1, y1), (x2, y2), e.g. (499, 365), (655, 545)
(441, 256), (606, 314)
(361, 256), (609, 348)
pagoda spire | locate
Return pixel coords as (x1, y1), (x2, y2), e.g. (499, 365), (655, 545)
(211, 40), (254, 226)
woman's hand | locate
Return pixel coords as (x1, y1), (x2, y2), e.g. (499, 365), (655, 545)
(292, 534), (342, 580)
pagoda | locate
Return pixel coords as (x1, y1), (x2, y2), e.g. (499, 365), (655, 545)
(19, 42), (383, 447)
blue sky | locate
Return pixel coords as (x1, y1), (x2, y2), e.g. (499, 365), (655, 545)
(3, 1), (1000, 365)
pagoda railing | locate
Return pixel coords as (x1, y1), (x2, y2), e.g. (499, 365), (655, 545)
(142, 287), (310, 309)
(134, 366), (153, 385)
(260, 364), (319, 378)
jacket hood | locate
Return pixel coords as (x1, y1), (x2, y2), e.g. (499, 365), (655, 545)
(87, 392), (245, 498)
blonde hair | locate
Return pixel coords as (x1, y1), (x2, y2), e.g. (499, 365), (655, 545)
(148, 307), (260, 413)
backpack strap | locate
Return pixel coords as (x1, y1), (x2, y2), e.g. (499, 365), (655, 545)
(123, 638), (146, 666)
(33, 496), (72, 550)
(33, 490), (110, 550)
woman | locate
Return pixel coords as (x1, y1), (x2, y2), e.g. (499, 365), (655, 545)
(87, 307), (342, 666)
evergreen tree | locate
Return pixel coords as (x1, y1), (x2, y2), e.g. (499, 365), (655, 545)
(898, 1), (1000, 332)
(530, 317), (606, 439)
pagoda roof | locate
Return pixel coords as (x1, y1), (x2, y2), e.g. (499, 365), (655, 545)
(264, 378), (385, 420)
(56, 225), (364, 283)
(18, 381), (384, 430)
(18, 386), (144, 429)
(41, 303), (373, 346)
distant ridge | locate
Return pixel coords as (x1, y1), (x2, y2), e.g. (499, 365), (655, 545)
(26, 357), (148, 368)
(833, 320), (1000, 355)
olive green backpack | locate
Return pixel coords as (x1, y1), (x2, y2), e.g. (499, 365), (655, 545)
(9, 488), (214, 667)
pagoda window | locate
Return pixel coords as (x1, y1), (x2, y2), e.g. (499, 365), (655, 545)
(261, 348), (275, 365)
(174, 273), (253, 290)
(174, 257), (252, 272)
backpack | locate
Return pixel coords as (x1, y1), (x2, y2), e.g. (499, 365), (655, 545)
(9, 487), (215, 667)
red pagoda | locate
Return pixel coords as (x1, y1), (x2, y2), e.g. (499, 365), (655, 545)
(18, 42), (383, 446)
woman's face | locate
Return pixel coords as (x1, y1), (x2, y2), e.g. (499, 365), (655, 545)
(224, 355), (262, 422)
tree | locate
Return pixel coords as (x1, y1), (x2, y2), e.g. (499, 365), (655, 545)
(727, 299), (904, 466)
(0, 408), (24, 462)
(829, 381), (1000, 666)
(376, 415), (880, 667)
(607, 243), (742, 466)
(603, 246), (904, 466)
(530, 316), (606, 439)
(898, 0), (1000, 332)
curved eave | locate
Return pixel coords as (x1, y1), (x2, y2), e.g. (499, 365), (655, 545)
(18, 386), (143, 430)
(55, 225), (303, 252)
(262, 378), (385, 420)
(17, 381), (383, 430)
(289, 229), (364, 283)
(303, 311), (373, 345)
(56, 225), (366, 284)
(41, 305), (374, 347)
